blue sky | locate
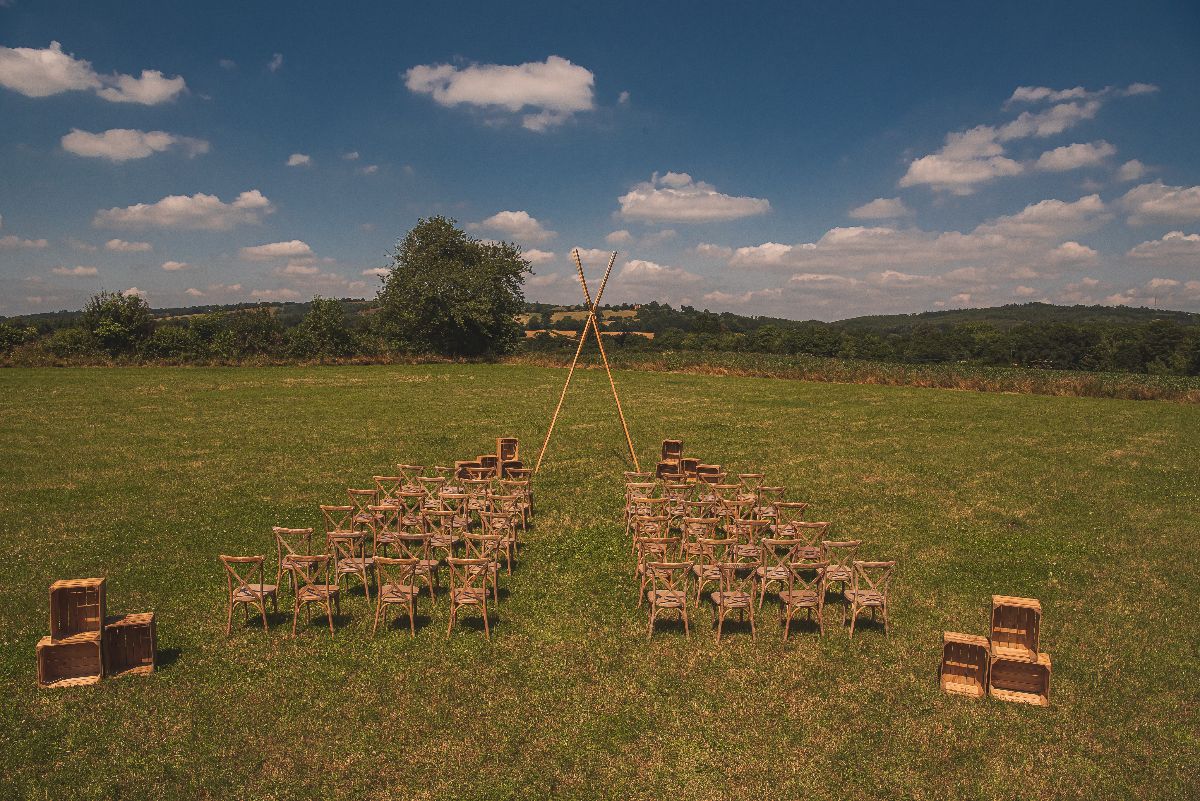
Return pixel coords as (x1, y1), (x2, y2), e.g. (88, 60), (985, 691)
(1, 1), (1198, 319)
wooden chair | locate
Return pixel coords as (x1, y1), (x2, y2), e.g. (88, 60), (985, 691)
(820, 539), (861, 598)
(630, 513), (671, 559)
(679, 516), (718, 561)
(371, 557), (420, 636)
(781, 560), (827, 638)
(755, 537), (799, 610)
(692, 536), (735, 607)
(755, 486), (786, 522)
(712, 563), (756, 642)
(479, 510), (517, 575)
(462, 478), (494, 522)
(329, 532), (374, 603)
(845, 560), (896, 636)
(771, 502), (810, 537)
(347, 488), (381, 529)
(396, 489), (427, 530)
(220, 555), (277, 634)
(490, 491), (527, 537)
(320, 504), (356, 538)
(417, 475), (447, 504)
(738, 473), (765, 496)
(373, 475), (406, 506)
(272, 526), (313, 596)
(446, 557), (492, 640)
(623, 471), (655, 482)
(464, 531), (502, 604)
(634, 533), (679, 606)
(423, 509), (462, 562)
(497, 480), (532, 527)
(646, 562), (691, 639)
(726, 517), (771, 563)
(396, 464), (425, 492)
(370, 504), (402, 556)
(394, 530), (439, 602)
(289, 554), (340, 637)
(777, 520), (830, 561)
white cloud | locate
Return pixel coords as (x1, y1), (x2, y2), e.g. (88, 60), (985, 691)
(52, 265), (98, 276)
(693, 243), (734, 260)
(218, 59), (237, 71)
(606, 229), (633, 245)
(1034, 140), (1115, 172)
(1116, 159), (1147, 182)
(618, 90), (630, 104)
(357, 164), (379, 175)
(641, 228), (677, 246)
(404, 55), (595, 131)
(342, 151), (360, 160)
(0, 234), (49, 249)
(570, 248), (615, 266)
(96, 70), (186, 104)
(618, 172), (770, 223)
(362, 267), (390, 277)
(1122, 82), (1160, 97)
(1047, 241), (1098, 263)
(618, 259), (702, 285)
(1126, 231), (1200, 266)
(997, 101), (1101, 140)
(849, 197), (912, 219)
(1006, 86), (1098, 105)
(62, 128), (209, 161)
(275, 263), (320, 276)
(240, 240), (313, 260)
(250, 287), (300, 300)
(94, 190), (274, 230)
(470, 210), (556, 242)
(0, 41), (185, 104)
(122, 287), (147, 299)
(268, 53), (283, 73)
(1013, 285), (1038, 297)
(899, 125), (1023, 194)
(105, 239), (152, 252)
(286, 153), (311, 167)
(185, 287), (205, 297)
(702, 287), (783, 305)
(523, 248), (557, 264)
(160, 260), (189, 271)
(1121, 181), (1200, 225)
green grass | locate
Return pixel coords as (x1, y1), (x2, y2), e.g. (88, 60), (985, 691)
(0, 364), (1196, 800)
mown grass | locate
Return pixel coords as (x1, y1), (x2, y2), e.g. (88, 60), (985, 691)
(0, 364), (1196, 800)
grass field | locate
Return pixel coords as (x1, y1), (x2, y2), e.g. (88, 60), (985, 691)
(1, 364), (1196, 800)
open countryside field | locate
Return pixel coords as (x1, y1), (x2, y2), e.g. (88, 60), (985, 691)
(0, 364), (1196, 800)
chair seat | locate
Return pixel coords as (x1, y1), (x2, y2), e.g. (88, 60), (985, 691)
(648, 589), (687, 608)
(451, 587), (487, 604)
(468, 562), (499, 578)
(712, 591), (752, 608)
(233, 584), (277, 601)
(692, 564), (720, 580)
(297, 584), (339, 602)
(846, 589), (885, 606)
(417, 558), (440, 572)
(755, 566), (790, 581)
(796, 546), (822, 560)
(734, 545), (761, 560)
(430, 534), (460, 548)
(337, 557), (374, 571)
(825, 568), (851, 583)
(380, 585), (419, 603)
(780, 589), (820, 607)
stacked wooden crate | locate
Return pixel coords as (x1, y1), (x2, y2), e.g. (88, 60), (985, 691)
(36, 578), (156, 688)
(940, 595), (1051, 706)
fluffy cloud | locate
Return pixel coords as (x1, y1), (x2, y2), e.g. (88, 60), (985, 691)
(52, 265), (98, 276)
(618, 259), (702, 284)
(105, 239), (152, 252)
(0, 234), (49, 249)
(1034, 140), (1115, 172)
(342, 151), (359, 161)
(1116, 159), (1147, 182)
(61, 128), (209, 161)
(94, 190), (274, 230)
(357, 164), (379, 175)
(1121, 181), (1200, 225)
(0, 42), (186, 104)
(702, 287), (783, 305)
(405, 55), (595, 131)
(239, 240), (314, 260)
(849, 197), (911, 219)
(268, 53), (284, 73)
(160, 260), (189, 271)
(523, 248), (557, 264)
(362, 267), (389, 277)
(618, 172), (770, 223)
(899, 125), (1023, 194)
(605, 230), (633, 245)
(122, 287), (147, 299)
(286, 153), (311, 167)
(250, 288), (300, 301)
(1126, 231), (1200, 266)
(275, 263), (320, 276)
(470, 210), (556, 243)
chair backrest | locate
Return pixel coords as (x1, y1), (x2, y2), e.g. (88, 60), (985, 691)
(774, 501), (810, 530)
(625, 482), (657, 501)
(506, 467), (533, 481)
(717, 562), (755, 595)
(852, 560), (896, 598)
(320, 505), (354, 536)
(760, 538), (800, 572)
(273, 527), (313, 562)
(328, 533), (361, 564)
(632, 496), (669, 518)
(394, 531), (432, 561)
(478, 510), (513, 538)
(631, 514), (671, 540)
(694, 536), (736, 566)
(347, 488), (379, 517)
(783, 521), (831, 549)
(635, 535), (681, 566)
(438, 490), (469, 517)
(738, 473), (765, 492)
(421, 508), (456, 534)
(821, 540), (861, 574)
(497, 479), (530, 499)
(220, 555), (264, 597)
(375, 556), (418, 592)
(431, 466), (454, 478)
(288, 554), (331, 590)
(467, 466), (495, 481)
(646, 561), (690, 594)
(396, 464), (424, 490)
(370, 504), (400, 537)
(727, 518), (772, 546)
(787, 560), (828, 595)
(623, 471), (654, 482)
(489, 493), (523, 518)
(680, 516), (719, 546)
(465, 531), (503, 560)
(462, 478), (493, 499)
(683, 499), (715, 518)
(711, 483), (742, 502)
(418, 475), (446, 499)
(373, 476), (405, 505)
(719, 498), (756, 523)
(447, 557), (490, 592)
(396, 490), (426, 523)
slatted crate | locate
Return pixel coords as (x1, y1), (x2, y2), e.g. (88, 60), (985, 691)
(660, 439), (683, 461)
(679, 458), (700, 480)
(499, 459), (522, 478)
(496, 437), (519, 462)
(454, 460), (481, 479)
(49, 578), (106, 639)
(990, 596), (1041, 662)
(655, 460), (681, 479)
(104, 613), (157, 678)
(990, 651), (1051, 706)
(37, 632), (103, 688)
(940, 632), (991, 699)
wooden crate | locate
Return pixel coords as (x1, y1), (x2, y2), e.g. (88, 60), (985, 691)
(454, 460), (481, 479)
(499, 459), (522, 478)
(940, 632), (990, 699)
(104, 613), (157, 678)
(990, 651), (1051, 706)
(496, 437), (519, 462)
(37, 632), (103, 688)
(679, 458), (700, 479)
(661, 439), (683, 461)
(990, 596), (1041, 662)
(655, 460), (682, 479)
(477, 454), (499, 473)
(49, 578), (106, 639)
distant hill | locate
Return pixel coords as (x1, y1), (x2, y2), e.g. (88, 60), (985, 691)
(830, 302), (1200, 332)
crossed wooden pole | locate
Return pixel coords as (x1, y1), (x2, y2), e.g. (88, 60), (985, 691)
(535, 249), (640, 474)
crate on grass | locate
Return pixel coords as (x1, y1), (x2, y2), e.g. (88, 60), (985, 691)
(990, 595), (1041, 662)
(990, 651), (1051, 706)
(939, 632), (990, 699)
(37, 632), (103, 688)
(104, 613), (157, 678)
(49, 578), (106, 639)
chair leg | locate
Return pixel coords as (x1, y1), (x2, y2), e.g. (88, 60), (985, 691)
(226, 599), (234, 636)
(291, 601), (300, 637)
(259, 601), (269, 632)
(482, 601), (490, 641)
(408, 602), (415, 636)
(372, 598), (383, 636)
(849, 605), (857, 637)
(446, 603), (455, 638)
(682, 608), (689, 639)
(326, 600), (335, 636)
(647, 607), (654, 639)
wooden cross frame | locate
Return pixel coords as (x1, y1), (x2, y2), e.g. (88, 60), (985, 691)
(535, 249), (640, 474)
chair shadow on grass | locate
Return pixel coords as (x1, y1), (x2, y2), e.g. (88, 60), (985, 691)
(155, 647), (182, 669)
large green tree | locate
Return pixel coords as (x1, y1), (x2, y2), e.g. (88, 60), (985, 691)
(80, 290), (154, 355)
(374, 216), (530, 356)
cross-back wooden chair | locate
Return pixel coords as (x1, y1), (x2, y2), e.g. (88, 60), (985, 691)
(781, 560), (828, 638)
(347, 488), (380, 530)
(691, 535), (735, 606)
(394, 530), (439, 602)
(626, 493), (668, 538)
(738, 473), (765, 495)
(272, 526), (313, 596)
(778, 521), (830, 561)
(370, 504), (402, 557)
(373, 475), (406, 507)
(635, 534), (680, 606)
(820, 539), (861, 599)
(497, 480), (532, 527)
(713, 562), (756, 642)
(220, 555), (277, 634)
(289, 554), (339, 637)
(422, 509), (462, 562)
(466, 466), (495, 482)
(755, 537), (799, 610)
(320, 504), (356, 538)
(396, 490), (427, 530)
(432, 465), (454, 482)
(646, 562), (691, 639)
(726, 517), (772, 563)
(446, 556), (492, 640)
(697, 469), (726, 485)
(478, 510), (516, 575)
(396, 464), (425, 492)
(683, 498), (716, 520)
(329, 532), (374, 603)
(624, 471), (655, 483)
(624, 482), (658, 532)
(438, 490), (471, 534)
(845, 560), (895, 636)
(771, 502), (810, 537)
(463, 531), (502, 604)
(630, 513), (671, 557)
(418, 476), (447, 505)
(754, 486), (786, 522)
(462, 478), (494, 521)
(490, 492), (526, 536)
(679, 516), (719, 561)
(371, 556), (420, 636)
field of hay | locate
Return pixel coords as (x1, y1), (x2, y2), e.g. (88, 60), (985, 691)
(0, 364), (1195, 800)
